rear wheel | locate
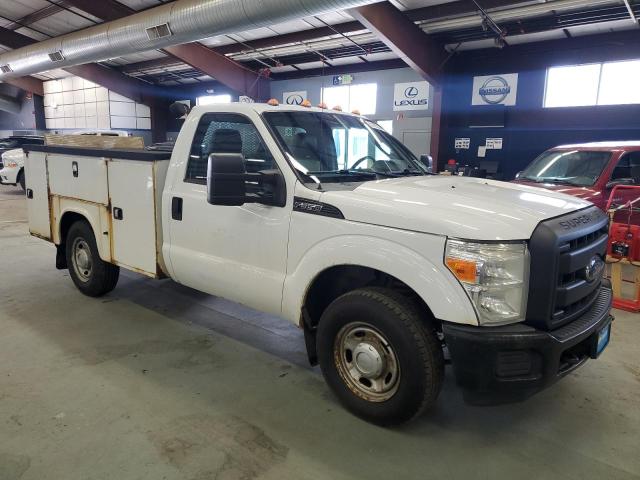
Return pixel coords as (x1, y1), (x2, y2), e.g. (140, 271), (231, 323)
(317, 287), (444, 426)
(17, 170), (25, 191)
(66, 220), (119, 297)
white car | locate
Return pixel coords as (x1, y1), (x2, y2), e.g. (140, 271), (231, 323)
(0, 148), (26, 189)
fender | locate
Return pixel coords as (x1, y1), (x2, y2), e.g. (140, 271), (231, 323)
(282, 233), (478, 327)
(53, 196), (112, 263)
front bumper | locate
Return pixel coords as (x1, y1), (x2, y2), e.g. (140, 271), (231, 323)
(0, 167), (17, 185)
(443, 283), (613, 405)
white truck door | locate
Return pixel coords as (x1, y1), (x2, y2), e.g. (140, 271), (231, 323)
(168, 112), (291, 316)
(24, 150), (51, 240)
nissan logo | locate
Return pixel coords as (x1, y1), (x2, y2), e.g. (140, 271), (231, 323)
(584, 256), (605, 283)
(404, 86), (419, 98)
(479, 76), (511, 104)
(286, 94), (304, 105)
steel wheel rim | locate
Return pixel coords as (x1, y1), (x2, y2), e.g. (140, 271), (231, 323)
(334, 322), (400, 402)
(71, 237), (93, 282)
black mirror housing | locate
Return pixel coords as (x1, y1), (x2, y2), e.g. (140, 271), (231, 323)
(207, 153), (247, 206)
(606, 178), (634, 189)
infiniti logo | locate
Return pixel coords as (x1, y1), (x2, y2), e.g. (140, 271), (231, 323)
(404, 86), (419, 98)
(286, 94), (304, 105)
(584, 256), (605, 283)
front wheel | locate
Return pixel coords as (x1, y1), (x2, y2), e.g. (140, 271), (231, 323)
(317, 287), (444, 426)
(66, 220), (119, 297)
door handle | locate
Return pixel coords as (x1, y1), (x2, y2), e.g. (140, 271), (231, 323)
(72, 161), (79, 178)
(172, 197), (183, 221)
(26, 188), (33, 199)
(113, 207), (124, 220)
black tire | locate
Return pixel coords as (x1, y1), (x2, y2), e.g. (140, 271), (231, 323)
(17, 170), (25, 191)
(317, 287), (444, 426)
(65, 220), (119, 297)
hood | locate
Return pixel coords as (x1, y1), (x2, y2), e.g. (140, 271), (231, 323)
(321, 176), (591, 240)
(513, 179), (604, 205)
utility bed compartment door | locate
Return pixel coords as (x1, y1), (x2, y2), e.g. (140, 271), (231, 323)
(108, 159), (158, 276)
(48, 154), (109, 205)
(24, 151), (51, 240)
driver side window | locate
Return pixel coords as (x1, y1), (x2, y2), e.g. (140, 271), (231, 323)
(611, 152), (640, 184)
(185, 113), (275, 184)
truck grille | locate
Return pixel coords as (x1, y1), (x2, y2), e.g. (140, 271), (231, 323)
(526, 206), (609, 331)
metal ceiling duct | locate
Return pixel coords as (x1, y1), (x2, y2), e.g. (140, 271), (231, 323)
(0, 0), (377, 79)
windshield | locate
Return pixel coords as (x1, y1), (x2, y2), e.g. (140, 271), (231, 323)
(520, 150), (611, 187)
(263, 111), (427, 185)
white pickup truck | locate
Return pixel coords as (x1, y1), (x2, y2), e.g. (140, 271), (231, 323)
(24, 103), (613, 425)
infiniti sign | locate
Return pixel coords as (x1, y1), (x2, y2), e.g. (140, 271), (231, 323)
(282, 90), (307, 107)
(286, 94), (304, 105)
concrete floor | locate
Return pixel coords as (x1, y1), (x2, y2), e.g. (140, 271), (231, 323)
(1, 185), (639, 480)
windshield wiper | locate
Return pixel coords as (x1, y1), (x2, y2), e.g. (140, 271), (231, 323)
(535, 177), (584, 186)
(310, 169), (396, 178)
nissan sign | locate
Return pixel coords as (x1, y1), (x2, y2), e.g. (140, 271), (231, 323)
(472, 73), (518, 106)
(393, 81), (429, 111)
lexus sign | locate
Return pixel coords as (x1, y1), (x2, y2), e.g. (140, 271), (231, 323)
(472, 73), (518, 106)
(283, 90), (307, 106)
(393, 81), (429, 111)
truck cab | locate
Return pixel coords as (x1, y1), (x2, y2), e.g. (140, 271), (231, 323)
(24, 103), (614, 426)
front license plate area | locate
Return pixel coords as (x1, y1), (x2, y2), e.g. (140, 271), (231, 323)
(591, 324), (611, 358)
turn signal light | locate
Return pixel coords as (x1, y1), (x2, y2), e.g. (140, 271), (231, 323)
(301, 99), (312, 108)
(445, 258), (478, 284)
(267, 98), (279, 106)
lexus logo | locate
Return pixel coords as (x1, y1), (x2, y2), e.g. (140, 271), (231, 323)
(286, 94), (304, 105)
(479, 76), (511, 104)
(584, 256), (605, 283)
(404, 86), (419, 98)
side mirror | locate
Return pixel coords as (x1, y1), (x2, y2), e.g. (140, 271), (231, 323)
(207, 153), (247, 206)
(606, 178), (634, 189)
(206, 153), (287, 207)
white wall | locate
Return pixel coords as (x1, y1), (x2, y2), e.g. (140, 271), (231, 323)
(43, 76), (151, 131)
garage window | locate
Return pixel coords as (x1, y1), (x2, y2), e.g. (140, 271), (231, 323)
(545, 59), (640, 108)
(321, 83), (377, 115)
(544, 64), (601, 108)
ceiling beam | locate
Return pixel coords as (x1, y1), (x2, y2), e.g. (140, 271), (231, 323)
(350, 2), (446, 85)
(64, 0), (268, 97)
(2, 76), (44, 96)
(163, 43), (268, 100)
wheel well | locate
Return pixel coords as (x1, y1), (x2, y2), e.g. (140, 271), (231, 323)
(56, 212), (90, 269)
(303, 265), (437, 329)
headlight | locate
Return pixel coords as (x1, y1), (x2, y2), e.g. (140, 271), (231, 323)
(445, 239), (529, 326)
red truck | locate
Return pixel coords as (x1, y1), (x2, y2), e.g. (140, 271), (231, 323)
(513, 141), (640, 221)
